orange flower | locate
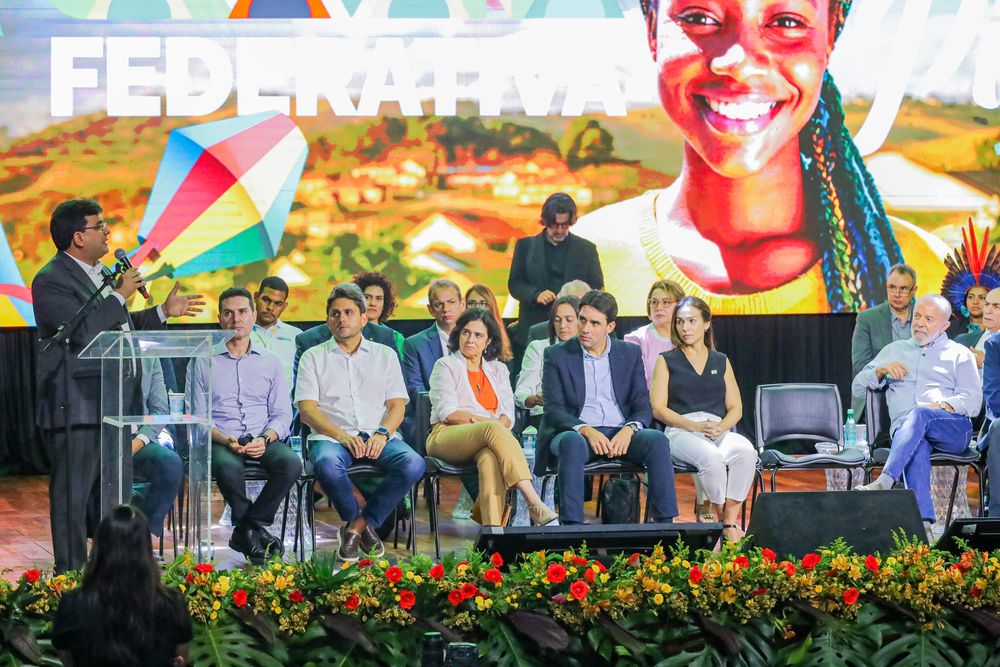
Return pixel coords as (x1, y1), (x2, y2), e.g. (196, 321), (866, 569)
(429, 563), (445, 579)
(569, 580), (590, 601)
(843, 588), (859, 605)
(232, 589), (248, 608)
(345, 594), (360, 610)
(547, 563), (567, 584)
(491, 553), (504, 567)
(386, 566), (403, 583)
(801, 554), (822, 570)
(399, 589), (416, 610)
(289, 589), (304, 603)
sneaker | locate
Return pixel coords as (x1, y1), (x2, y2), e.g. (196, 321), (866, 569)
(452, 487), (474, 520)
(337, 525), (362, 562)
(360, 524), (385, 558)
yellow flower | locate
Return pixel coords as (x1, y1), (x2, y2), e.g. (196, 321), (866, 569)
(653, 594), (664, 605)
(413, 575), (424, 585)
(274, 575), (291, 591)
(600, 573), (610, 583)
(887, 557), (897, 566)
(179, 585), (186, 593)
(274, 607), (282, 615)
(722, 587), (737, 604)
(212, 600), (221, 610)
(406, 571), (414, 580)
(814, 585), (824, 594)
(660, 584), (672, 594)
(682, 560), (690, 568)
(210, 612), (218, 620)
(672, 557), (682, 566)
(271, 562), (282, 572)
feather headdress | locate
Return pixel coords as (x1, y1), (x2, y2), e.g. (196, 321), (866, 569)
(941, 219), (1000, 314)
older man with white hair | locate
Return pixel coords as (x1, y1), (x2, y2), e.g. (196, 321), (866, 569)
(853, 295), (982, 525)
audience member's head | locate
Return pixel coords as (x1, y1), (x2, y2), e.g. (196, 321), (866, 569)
(448, 307), (503, 363)
(464, 284), (512, 362)
(646, 279), (684, 331)
(577, 290), (617, 354)
(326, 282), (368, 344)
(984, 288), (1000, 333)
(548, 295), (580, 344)
(540, 192), (577, 245)
(353, 271), (397, 325)
(218, 287), (255, 340)
(426, 279), (465, 333)
(911, 294), (952, 345)
(886, 264), (917, 313)
(672, 296), (715, 350)
(558, 280), (591, 299)
(50, 198), (107, 258)
(965, 285), (989, 321)
(253, 276), (290, 328)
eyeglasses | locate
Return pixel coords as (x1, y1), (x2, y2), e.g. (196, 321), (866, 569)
(886, 286), (913, 294)
(80, 222), (109, 233)
(648, 298), (676, 309)
(467, 299), (489, 309)
(546, 222), (573, 231)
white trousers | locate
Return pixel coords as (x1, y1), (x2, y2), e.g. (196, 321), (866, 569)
(666, 412), (758, 505)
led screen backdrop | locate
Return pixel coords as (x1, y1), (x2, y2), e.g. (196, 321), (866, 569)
(0, 0), (997, 325)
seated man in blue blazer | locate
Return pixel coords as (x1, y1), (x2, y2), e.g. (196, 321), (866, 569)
(538, 290), (678, 524)
(980, 331), (1000, 516)
(402, 278), (466, 404)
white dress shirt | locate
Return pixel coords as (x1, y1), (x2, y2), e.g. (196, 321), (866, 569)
(514, 338), (550, 416)
(437, 325), (451, 355)
(295, 337), (408, 441)
(64, 252), (166, 327)
(429, 352), (515, 425)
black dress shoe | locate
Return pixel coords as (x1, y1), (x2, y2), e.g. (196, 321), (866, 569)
(360, 524), (385, 558)
(254, 526), (284, 558)
(229, 525), (266, 566)
(338, 525), (361, 562)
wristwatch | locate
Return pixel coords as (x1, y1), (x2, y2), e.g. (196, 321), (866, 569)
(627, 423), (640, 433)
(374, 427), (390, 438)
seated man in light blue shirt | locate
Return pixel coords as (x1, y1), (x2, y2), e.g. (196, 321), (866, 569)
(854, 295), (982, 526)
(251, 276), (302, 390)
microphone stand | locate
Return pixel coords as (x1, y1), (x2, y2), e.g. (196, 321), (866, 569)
(39, 265), (121, 571)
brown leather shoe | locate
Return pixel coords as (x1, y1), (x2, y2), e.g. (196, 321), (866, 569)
(338, 525), (362, 562)
(360, 524), (385, 558)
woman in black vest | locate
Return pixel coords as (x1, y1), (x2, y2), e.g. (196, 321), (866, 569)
(650, 297), (757, 542)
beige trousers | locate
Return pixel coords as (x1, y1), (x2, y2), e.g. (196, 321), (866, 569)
(426, 421), (532, 526)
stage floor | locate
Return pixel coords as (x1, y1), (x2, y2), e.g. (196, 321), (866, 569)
(0, 471), (981, 576)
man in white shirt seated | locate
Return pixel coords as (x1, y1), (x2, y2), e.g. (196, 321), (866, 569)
(296, 283), (425, 562)
(251, 276), (302, 389)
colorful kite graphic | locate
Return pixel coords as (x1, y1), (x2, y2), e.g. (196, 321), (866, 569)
(229, 0), (333, 18)
(0, 224), (34, 327)
(132, 112), (308, 279)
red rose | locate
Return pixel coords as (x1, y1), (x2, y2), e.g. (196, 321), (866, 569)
(461, 583), (479, 600)
(865, 555), (879, 573)
(232, 589), (248, 608)
(358, 559), (374, 569)
(23, 569), (40, 584)
(289, 589), (304, 604)
(569, 580), (590, 601)
(386, 566), (403, 583)
(483, 568), (503, 585)
(584, 568), (596, 584)
(547, 563), (567, 584)
(399, 589), (416, 610)
(448, 590), (464, 606)
(783, 562), (797, 577)
(753, 588), (768, 596)
(595, 561), (607, 573)
(972, 584), (984, 599)
(185, 573), (195, 584)
(491, 553), (504, 568)
(345, 594), (360, 610)
(194, 563), (214, 574)
(801, 553), (822, 570)
(761, 548), (776, 562)
(429, 563), (445, 579)
(689, 565), (703, 584)
(571, 557), (589, 566)
(734, 556), (750, 569)
(843, 588), (859, 605)
(627, 553), (641, 567)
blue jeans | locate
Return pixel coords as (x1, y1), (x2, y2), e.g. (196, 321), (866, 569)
(310, 437), (425, 527)
(133, 443), (183, 537)
(551, 427), (678, 524)
(885, 406), (973, 522)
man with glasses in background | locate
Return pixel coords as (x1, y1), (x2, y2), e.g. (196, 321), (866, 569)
(508, 192), (604, 359)
(851, 264), (918, 419)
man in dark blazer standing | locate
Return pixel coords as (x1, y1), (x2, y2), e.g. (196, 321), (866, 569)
(508, 193), (603, 353)
(32, 198), (203, 572)
(850, 264), (917, 417)
(538, 290), (677, 524)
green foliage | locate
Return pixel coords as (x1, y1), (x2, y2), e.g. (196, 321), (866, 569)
(188, 620), (286, 667)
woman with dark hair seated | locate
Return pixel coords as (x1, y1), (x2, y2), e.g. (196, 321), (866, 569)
(514, 295), (580, 426)
(52, 505), (192, 667)
(465, 284), (514, 363)
(427, 308), (557, 526)
(354, 271), (405, 355)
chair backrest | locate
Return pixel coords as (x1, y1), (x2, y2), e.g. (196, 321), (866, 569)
(865, 388), (892, 449)
(413, 391), (432, 457)
(755, 383), (843, 451)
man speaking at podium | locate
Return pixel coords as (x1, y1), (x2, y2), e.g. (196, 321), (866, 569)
(31, 198), (204, 572)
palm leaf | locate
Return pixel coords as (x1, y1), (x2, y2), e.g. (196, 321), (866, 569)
(188, 620), (285, 667)
(479, 616), (548, 667)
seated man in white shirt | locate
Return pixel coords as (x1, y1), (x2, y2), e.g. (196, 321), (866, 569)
(296, 283), (425, 562)
(251, 276), (302, 389)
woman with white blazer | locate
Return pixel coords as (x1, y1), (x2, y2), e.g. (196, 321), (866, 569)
(427, 308), (558, 527)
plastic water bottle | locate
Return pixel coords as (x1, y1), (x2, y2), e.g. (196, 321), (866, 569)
(844, 409), (857, 449)
(289, 435), (303, 459)
(521, 426), (537, 458)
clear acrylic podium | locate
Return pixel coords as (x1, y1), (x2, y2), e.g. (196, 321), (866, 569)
(79, 329), (234, 561)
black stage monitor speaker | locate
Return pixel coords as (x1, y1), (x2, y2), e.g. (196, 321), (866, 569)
(935, 518), (1000, 555)
(474, 523), (722, 565)
(745, 490), (925, 559)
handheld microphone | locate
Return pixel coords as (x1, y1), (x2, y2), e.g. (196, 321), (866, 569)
(113, 248), (150, 300)
(238, 434), (254, 447)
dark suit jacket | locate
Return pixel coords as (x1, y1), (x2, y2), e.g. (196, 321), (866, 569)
(955, 330), (985, 349)
(507, 231), (603, 345)
(402, 324), (444, 401)
(293, 321), (398, 383)
(850, 301), (913, 416)
(535, 337), (651, 475)
(32, 252), (160, 430)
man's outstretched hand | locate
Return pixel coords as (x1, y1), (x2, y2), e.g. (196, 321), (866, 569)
(163, 281), (206, 319)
